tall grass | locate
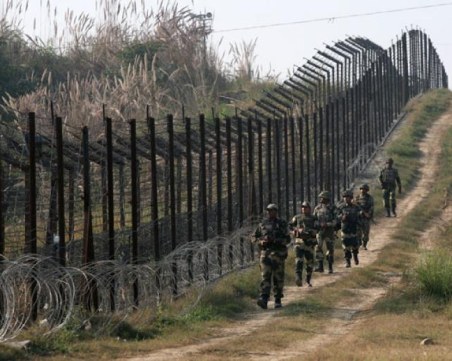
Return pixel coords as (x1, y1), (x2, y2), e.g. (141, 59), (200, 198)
(1, 0), (277, 129)
(416, 251), (452, 301)
(412, 123), (452, 302)
(1, 1), (222, 126)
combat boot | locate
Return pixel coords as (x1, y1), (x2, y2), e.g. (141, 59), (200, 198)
(328, 261), (334, 274)
(327, 255), (334, 273)
(362, 241), (368, 250)
(353, 252), (359, 265)
(306, 273), (312, 287)
(257, 296), (268, 309)
(385, 208), (391, 217)
(274, 297), (282, 309)
(295, 272), (303, 287)
(314, 260), (324, 273)
(345, 258), (351, 268)
(392, 206), (397, 217)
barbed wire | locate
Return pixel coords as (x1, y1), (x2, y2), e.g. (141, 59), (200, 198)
(0, 224), (256, 341)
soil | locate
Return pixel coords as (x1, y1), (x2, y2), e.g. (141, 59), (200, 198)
(127, 108), (452, 361)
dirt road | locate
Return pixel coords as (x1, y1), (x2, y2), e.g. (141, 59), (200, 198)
(127, 108), (452, 361)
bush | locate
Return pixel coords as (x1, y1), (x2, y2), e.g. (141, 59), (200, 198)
(416, 251), (452, 301)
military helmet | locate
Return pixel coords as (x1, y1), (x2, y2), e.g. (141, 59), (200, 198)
(318, 190), (331, 199)
(301, 201), (311, 208)
(342, 190), (353, 198)
(266, 203), (278, 211)
(386, 158), (394, 164)
(359, 183), (370, 191)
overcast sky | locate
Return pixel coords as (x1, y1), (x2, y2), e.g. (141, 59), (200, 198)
(13, 0), (452, 85)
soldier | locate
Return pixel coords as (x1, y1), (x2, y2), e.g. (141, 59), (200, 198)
(355, 184), (374, 250)
(289, 201), (318, 287)
(313, 191), (337, 274)
(252, 204), (291, 309)
(379, 158), (402, 217)
(336, 190), (362, 268)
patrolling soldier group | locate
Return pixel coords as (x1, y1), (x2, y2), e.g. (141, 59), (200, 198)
(252, 158), (400, 309)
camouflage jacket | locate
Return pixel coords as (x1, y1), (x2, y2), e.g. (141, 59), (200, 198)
(336, 202), (362, 236)
(313, 203), (337, 239)
(379, 167), (401, 190)
(289, 213), (319, 245)
(355, 193), (374, 220)
(252, 217), (291, 253)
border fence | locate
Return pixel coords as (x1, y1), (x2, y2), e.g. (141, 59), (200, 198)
(0, 30), (448, 340)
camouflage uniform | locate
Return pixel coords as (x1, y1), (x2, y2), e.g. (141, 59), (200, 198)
(252, 204), (291, 309)
(289, 207), (318, 287)
(379, 158), (402, 217)
(355, 184), (374, 250)
(336, 191), (362, 267)
(313, 191), (337, 274)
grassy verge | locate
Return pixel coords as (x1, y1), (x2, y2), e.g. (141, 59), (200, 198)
(307, 89), (452, 360)
(386, 88), (451, 191)
(3, 266), (263, 360)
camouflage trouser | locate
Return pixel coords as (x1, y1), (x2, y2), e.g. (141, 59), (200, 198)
(315, 234), (335, 264)
(382, 186), (397, 210)
(341, 234), (359, 260)
(259, 251), (286, 299)
(357, 219), (371, 247)
(294, 241), (315, 276)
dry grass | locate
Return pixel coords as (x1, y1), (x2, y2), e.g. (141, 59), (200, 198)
(311, 314), (452, 361)
(1, 0), (238, 133)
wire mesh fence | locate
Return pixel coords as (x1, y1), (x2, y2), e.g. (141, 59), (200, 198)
(0, 30), (448, 341)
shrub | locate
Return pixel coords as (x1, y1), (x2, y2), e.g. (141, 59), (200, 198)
(416, 251), (452, 301)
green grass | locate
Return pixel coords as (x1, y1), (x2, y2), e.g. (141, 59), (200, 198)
(416, 251), (452, 301)
(372, 89), (452, 315)
(27, 329), (77, 356)
(386, 88), (452, 191)
(0, 346), (26, 361)
(191, 267), (260, 318)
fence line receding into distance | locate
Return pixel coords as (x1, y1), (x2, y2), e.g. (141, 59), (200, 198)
(0, 30), (447, 341)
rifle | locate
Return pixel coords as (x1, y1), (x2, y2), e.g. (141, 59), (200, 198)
(257, 229), (277, 249)
(361, 210), (377, 225)
(294, 227), (315, 240)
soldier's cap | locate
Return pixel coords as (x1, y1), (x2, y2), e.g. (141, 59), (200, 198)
(342, 190), (353, 198)
(386, 158), (394, 164)
(301, 201), (311, 208)
(318, 190), (331, 199)
(359, 183), (370, 191)
(266, 203), (278, 211)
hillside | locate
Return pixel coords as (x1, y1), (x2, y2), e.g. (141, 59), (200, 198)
(1, 90), (448, 361)
(121, 91), (452, 361)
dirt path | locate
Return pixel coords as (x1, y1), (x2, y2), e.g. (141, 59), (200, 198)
(127, 109), (452, 361)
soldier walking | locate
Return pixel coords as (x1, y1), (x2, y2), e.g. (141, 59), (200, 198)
(379, 158), (402, 217)
(289, 201), (318, 287)
(313, 191), (337, 274)
(252, 204), (291, 309)
(355, 184), (374, 250)
(336, 190), (362, 268)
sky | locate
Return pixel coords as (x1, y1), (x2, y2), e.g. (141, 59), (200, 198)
(9, 0), (452, 85)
